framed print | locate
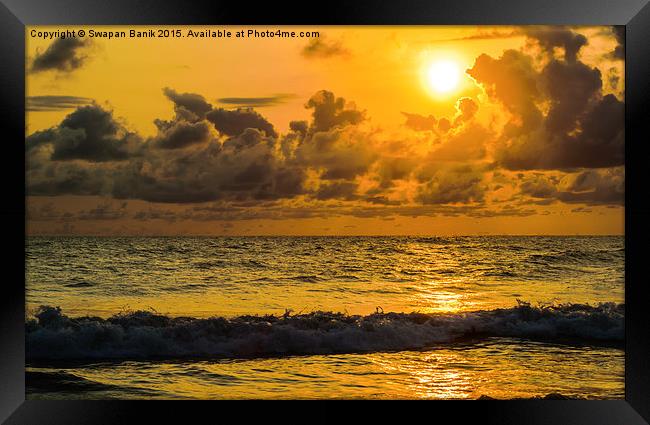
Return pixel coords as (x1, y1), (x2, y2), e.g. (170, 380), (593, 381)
(1, 0), (650, 423)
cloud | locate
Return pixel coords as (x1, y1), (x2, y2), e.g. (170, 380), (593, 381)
(432, 123), (489, 162)
(206, 108), (278, 138)
(77, 201), (129, 220)
(217, 94), (296, 108)
(374, 157), (417, 188)
(27, 203), (74, 222)
(541, 59), (602, 134)
(401, 97), (489, 164)
(524, 26), (588, 63)
(494, 93), (624, 170)
(301, 37), (349, 58)
(36, 90), (370, 204)
(442, 28), (524, 42)
(31, 38), (93, 73)
(156, 87), (278, 144)
(133, 207), (179, 222)
(112, 127), (303, 204)
(27, 200), (129, 222)
(468, 29), (624, 171)
(162, 87), (212, 121)
(519, 168), (624, 206)
(416, 164), (486, 205)
(293, 127), (378, 181)
(468, 50), (542, 128)
(403, 97), (478, 133)
(26, 161), (110, 196)
(609, 26), (624, 60)
(519, 174), (558, 198)
(607, 67), (621, 91)
(402, 112), (437, 131)
(314, 181), (359, 200)
(26, 104), (140, 162)
(289, 120), (308, 135)
(455, 98), (479, 122)
(305, 90), (365, 133)
(26, 72), (623, 223)
(153, 120), (213, 149)
(27, 96), (93, 112)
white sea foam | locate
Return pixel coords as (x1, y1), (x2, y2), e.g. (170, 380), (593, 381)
(26, 302), (624, 360)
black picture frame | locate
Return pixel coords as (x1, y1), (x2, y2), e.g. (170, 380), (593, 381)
(2, 0), (649, 423)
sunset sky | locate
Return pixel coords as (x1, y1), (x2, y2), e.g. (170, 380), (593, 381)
(25, 26), (624, 235)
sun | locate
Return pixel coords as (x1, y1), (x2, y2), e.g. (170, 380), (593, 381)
(427, 60), (461, 94)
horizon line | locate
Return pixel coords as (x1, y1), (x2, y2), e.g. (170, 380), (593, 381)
(25, 233), (625, 238)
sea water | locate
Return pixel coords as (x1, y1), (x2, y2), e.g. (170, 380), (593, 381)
(25, 235), (624, 399)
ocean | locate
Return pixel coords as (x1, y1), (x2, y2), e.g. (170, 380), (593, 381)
(25, 235), (625, 399)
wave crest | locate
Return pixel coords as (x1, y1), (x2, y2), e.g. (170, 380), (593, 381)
(26, 302), (623, 360)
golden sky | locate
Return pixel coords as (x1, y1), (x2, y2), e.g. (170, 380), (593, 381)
(25, 26), (624, 235)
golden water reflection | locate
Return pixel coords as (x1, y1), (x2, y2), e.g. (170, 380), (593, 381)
(28, 338), (624, 400)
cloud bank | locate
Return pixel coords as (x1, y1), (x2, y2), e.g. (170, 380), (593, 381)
(26, 27), (624, 226)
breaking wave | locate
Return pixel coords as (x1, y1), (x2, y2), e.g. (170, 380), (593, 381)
(26, 370), (121, 393)
(26, 302), (623, 360)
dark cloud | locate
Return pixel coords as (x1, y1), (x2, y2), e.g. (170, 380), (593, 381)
(136, 199), (537, 223)
(432, 123), (489, 162)
(112, 157), (221, 203)
(206, 107), (278, 138)
(293, 127), (378, 180)
(609, 26), (624, 60)
(162, 87), (213, 121)
(416, 165), (486, 205)
(607, 67), (621, 91)
(77, 201), (129, 220)
(31, 37), (92, 73)
(468, 50), (542, 128)
(496, 93), (624, 170)
(289, 120), (308, 135)
(30, 196), (548, 227)
(221, 127), (273, 152)
(217, 94), (295, 108)
(438, 118), (451, 133)
(314, 181), (359, 201)
(26, 89), (373, 205)
(26, 95), (295, 204)
(301, 37), (349, 58)
(27, 203), (74, 222)
(151, 88), (216, 150)
(402, 112), (437, 131)
(541, 60), (602, 134)
(269, 167), (307, 198)
(26, 161), (109, 196)
(442, 28), (524, 41)
(519, 174), (557, 198)
(402, 97), (489, 164)
(520, 168), (624, 206)
(375, 157), (416, 188)
(27, 96), (93, 112)
(468, 38), (624, 171)
(403, 97), (478, 132)
(26, 105), (140, 162)
(454, 97), (479, 123)
(184, 200), (328, 221)
(26, 75), (623, 222)
(155, 87), (277, 149)
(112, 128), (301, 204)
(154, 120), (213, 149)
(133, 208), (179, 222)
(305, 90), (365, 133)
(364, 195), (400, 206)
(524, 27), (588, 63)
